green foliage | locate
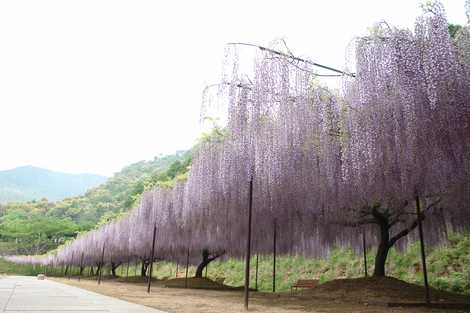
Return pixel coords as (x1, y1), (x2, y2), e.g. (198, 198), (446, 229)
(145, 156), (192, 190)
(448, 23), (464, 38)
(0, 206), (78, 255)
(94, 211), (128, 229)
(194, 126), (228, 149)
(425, 233), (470, 293)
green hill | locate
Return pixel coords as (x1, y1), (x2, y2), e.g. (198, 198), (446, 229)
(0, 166), (107, 203)
(47, 150), (191, 227)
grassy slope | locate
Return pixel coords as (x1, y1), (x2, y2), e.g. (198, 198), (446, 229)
(149, 233), (470, 294)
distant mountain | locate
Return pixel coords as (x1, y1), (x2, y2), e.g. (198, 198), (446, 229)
(0, 166), (107, 203)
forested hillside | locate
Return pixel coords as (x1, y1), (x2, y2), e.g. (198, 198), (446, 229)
(0, 166), (106, 203)
(0, 151), (191, 255)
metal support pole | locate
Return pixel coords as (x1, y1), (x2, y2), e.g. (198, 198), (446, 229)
(244, 177), (254, 310)
(185, 248), (190, 288)
(416, 195), (430, 305)
(69, 252), (74, 280)
(79, 252), (84, 281)
(255, 254), (259, 291)
(272, 218), (277, 293)
(362, 228), (368, 277)
(98, 243), (105, 285)
(147, 223), (157, 293)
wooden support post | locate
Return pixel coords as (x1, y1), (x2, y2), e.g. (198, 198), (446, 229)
(147, 223), (157, 293)
(362, 228), (368, 277)
(185, 248), (190, 288)
(79, 252), (84, 282)
(98, 243), (105, 285)
(244, 177), (254, 310)
(255, 254), (259, 291)
(272, 218), (277, 293)
(416, 195), (430, 305)
(176, 263), (179, 278)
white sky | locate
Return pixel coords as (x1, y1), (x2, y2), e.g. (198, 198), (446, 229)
(0, 0), (466, 176)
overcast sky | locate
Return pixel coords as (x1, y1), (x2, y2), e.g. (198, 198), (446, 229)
(0, 0), (466, 176)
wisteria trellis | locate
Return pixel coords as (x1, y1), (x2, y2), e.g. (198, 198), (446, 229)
(7, 3), (470, 273)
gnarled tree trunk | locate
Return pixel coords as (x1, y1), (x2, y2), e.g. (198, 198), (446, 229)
(141, 260), (149, 277)
(366, 200), (436, 277)
(111, 262), (120, 277)
(195, 249), (225, 278)
(373, 210), (391, 277)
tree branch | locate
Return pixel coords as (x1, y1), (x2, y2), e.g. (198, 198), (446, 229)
(388, 216), (422, 248)
(331, 218), (379, 228)
(208, 250), (225, 262)
(388, 198), (439, 247)
(371, 206), (389, 226)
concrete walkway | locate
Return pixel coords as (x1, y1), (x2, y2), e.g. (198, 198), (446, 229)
(0, 276), (167, 313)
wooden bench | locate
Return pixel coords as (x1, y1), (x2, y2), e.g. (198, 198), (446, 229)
(291, 279), (319, 294)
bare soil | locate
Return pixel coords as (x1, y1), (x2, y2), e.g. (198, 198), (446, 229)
(52, 276), (470, 313)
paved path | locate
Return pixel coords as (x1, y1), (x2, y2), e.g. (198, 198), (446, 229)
(0, 276), (167, 313)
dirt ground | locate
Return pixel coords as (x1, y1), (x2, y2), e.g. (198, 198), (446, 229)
(52, 276), (470, 313)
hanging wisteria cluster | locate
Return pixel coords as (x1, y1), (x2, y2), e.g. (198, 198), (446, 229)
(6, 2), (470, 269)
(467, 0), (470, 25)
